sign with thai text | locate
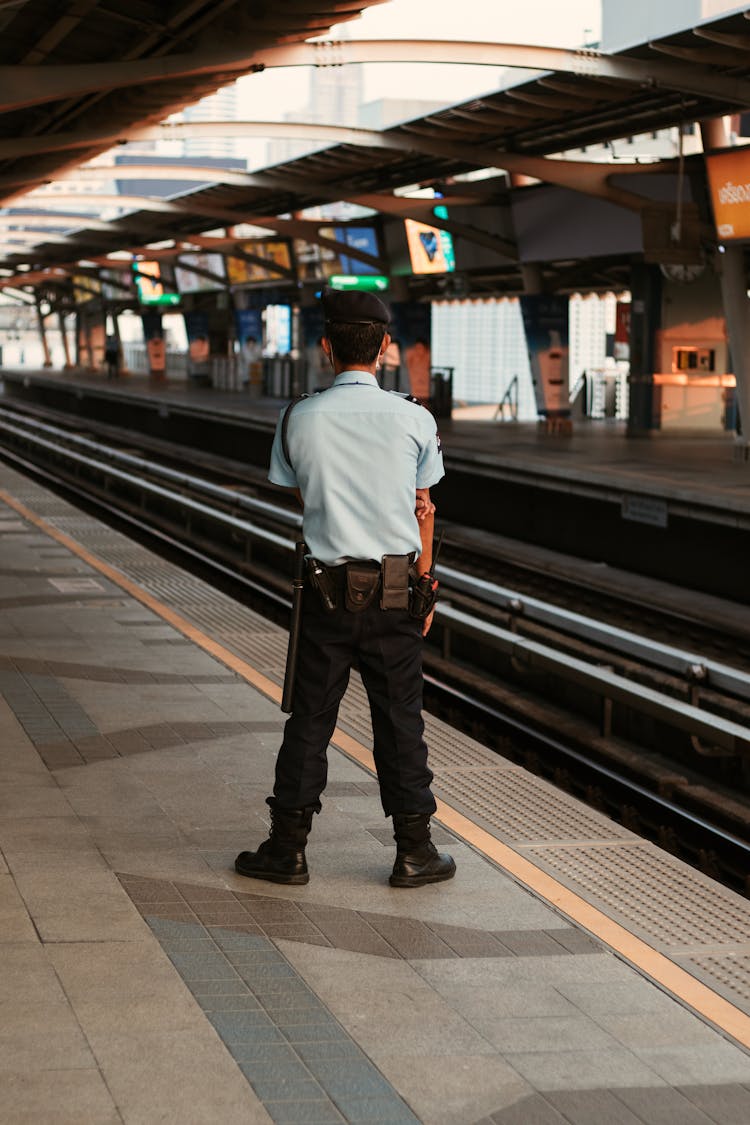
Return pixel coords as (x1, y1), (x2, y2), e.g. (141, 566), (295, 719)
(706, 148), (750, 241)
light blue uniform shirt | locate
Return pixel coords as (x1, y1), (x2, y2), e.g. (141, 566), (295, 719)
(269, 370), (445, 566)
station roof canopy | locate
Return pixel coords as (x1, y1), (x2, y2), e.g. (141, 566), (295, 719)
(3, 3), (750, 289)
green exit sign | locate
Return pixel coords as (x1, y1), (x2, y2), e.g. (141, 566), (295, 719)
(329, 275), (389, 293)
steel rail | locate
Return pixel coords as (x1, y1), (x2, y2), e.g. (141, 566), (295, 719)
(2, 411), (749, 758)
(436, 564), (750, 703)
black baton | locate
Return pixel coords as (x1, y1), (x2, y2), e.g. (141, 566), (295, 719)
(281, 540), (306, 713)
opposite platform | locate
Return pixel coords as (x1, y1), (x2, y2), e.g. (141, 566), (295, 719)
(3, 460), (750, 1124)
(2, 368), (747, 522)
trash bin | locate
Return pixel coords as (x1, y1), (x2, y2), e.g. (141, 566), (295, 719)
(429, 367), (453, 419)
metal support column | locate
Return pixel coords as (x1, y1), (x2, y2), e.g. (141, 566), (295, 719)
(701, 117), (750, 459)
(627, 262), (661, 435)
(58, 311), (73, 369)
(35, 299), (52, 368)
(718, 244), (750, 457)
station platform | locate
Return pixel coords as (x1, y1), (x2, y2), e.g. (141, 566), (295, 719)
(4, 460), (750, 1124)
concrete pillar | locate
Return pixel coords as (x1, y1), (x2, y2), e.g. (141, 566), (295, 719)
(627, 263), (661, 435)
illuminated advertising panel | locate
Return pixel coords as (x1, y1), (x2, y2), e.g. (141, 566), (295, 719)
(334, 226), (379, 275)
(100, 268), (132, 301)
(132, 260), (180, 307)
(72, 275), (101, 304)
(226, 241), (292, 285)
(174, 252), (226, 293)
(263, 304), (291, 356)
(706, 147), (750, 241)
(295, 227), (380, 281)
(404, 207), (455, 274)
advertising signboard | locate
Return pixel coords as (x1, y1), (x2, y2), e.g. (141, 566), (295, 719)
(706, 147), (750, 241)
(519, 295), (570, 416)
(226, 241), (292, 285)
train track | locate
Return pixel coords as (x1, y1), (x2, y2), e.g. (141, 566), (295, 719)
(2, 402), (750, 894)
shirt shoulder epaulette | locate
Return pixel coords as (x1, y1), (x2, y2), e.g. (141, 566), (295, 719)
(389, 391), (428, 409)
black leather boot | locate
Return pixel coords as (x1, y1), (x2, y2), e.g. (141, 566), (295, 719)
(390, 813), (456, 888)
(235, 802), (315, 885)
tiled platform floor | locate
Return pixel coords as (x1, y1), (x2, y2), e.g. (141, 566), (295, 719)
(3, 468), (750, 1123)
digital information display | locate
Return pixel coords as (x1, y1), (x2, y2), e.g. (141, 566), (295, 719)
(133, 261), (180, 307)
(404, 206), (455, 274)
(174, 252), (226, 294)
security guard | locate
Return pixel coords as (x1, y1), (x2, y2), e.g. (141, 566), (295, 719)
(235, 287), (455, 889)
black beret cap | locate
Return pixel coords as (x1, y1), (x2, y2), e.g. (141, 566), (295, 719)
(321, 286), (390, 326)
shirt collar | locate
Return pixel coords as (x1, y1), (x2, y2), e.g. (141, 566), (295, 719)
(332, 370), (379, 388)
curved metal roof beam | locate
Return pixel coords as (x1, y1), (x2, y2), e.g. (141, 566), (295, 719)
(0, 115), (679, 214)
(0, 39), (748, 112)
(12, 191), (243, 224)
(0, 212), (113, 231)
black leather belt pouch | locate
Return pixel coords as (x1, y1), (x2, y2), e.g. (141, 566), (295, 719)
(345, 563), (381, 612)
(380, 554), (410, 610)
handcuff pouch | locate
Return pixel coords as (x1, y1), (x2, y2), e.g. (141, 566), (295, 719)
(345, 562), (381, 613)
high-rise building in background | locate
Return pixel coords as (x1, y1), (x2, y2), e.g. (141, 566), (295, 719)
(602, 0), (740, 49)
(180, 84), (240, 161)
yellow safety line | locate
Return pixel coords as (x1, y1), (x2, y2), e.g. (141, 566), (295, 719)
(4, 485), (750, 1051)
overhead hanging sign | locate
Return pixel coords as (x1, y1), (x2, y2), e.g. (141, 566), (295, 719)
(706, 147), (750, 241)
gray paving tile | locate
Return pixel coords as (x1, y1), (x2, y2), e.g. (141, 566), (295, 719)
(427, 922), (511, 958)
(208, 1010), (278, 1041)
(505, 1047), (664, 1092)
(615, 1085), (715, 1124)
(237, 1057), (314, 1083)
(678, 1084), (750, 1125)
(167, 951), (239, 980)
(547, 1088), (644, 1123)
(490, 1093), (567, 1124)
(209, 928), (273, 951)
(494, 930), (572, 957)
(543, 928), (603, 955)
(252, 1076), (328, 1102)
(264, 1102), (344, 1124)
(329, 1095), (419, 1123)
(359, 912), (457, 959)
(281, 1022), (352, 1044)
(296, 1041), (366, 1062)
(307, 1058), (395, 1098)
(198, 993), (262, 1012)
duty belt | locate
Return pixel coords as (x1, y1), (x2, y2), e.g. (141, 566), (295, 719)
(307, 554), (415, 614)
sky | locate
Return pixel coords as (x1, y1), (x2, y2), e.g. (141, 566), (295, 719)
(236, 0), (602, 121)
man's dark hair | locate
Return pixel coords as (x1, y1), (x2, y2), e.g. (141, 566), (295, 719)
(325, 322), (385, 366)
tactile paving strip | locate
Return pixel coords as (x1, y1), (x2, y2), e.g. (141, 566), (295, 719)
(526, 842), (750, 947)
(686, 953), (750, 1005)
(436, 767), (634, 844)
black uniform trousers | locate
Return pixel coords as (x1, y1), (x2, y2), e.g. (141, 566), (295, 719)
(273, 579), (436, 818)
